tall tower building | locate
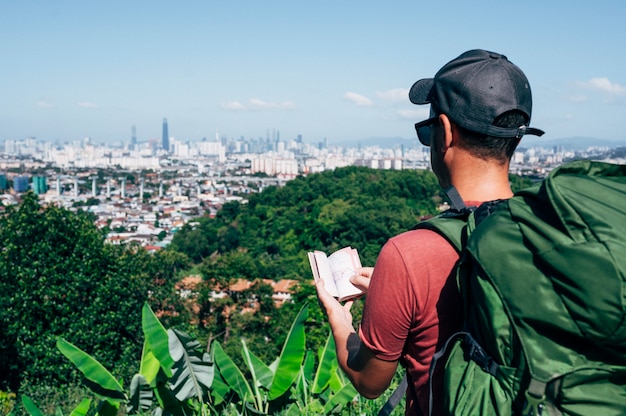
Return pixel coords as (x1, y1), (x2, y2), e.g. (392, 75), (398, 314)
(131, 125), (137, 150)
(162, 118), (169, 152)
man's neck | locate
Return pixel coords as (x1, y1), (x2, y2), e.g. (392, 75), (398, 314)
(450, 158), (513, 203)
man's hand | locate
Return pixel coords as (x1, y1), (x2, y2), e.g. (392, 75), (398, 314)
(315, 278), (355, 328)
(350, 267), (374, 293)
(314, 270), (397, 399)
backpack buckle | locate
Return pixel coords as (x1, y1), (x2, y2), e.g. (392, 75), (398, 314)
(463, 333), (498, 376)
(523, 379), (548, 416)
(523, 390), (545, 416)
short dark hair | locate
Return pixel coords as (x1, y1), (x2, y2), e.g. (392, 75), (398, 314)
(456, 110), (527, 163)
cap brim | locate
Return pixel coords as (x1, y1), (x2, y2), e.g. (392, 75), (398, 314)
(409, 78), (434, 104)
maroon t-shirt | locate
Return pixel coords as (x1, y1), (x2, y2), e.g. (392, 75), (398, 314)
(359, 227), (463, 415)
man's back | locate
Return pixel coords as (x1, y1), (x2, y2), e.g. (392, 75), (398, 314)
(360, 227), (462, 415)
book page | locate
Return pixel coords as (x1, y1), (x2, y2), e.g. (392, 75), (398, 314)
(326, 247), (363, 301)
(308, 251), (339, 298)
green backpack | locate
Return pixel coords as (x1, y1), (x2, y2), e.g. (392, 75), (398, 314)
(418, 160), (626, 416)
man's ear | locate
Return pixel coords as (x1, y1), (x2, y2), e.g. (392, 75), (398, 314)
(438, 114), (454, 151)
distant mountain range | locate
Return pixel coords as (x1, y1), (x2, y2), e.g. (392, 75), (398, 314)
(336, 136), (626, 151)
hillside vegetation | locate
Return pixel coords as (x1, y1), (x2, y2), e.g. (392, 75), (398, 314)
(0, 166), (532, 414)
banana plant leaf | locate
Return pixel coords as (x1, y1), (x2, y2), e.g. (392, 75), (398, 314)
(168, 328), (214, 403)
(139, 341), (161, 386)
(21, 396), (44, 416)
(312, 332), (338, 394)
(283, 403), (301, 416)
(96, 400), (120, 416)
(209, 369), (230, 406)
(243, 403), (268, 415)
(268, 303), (308, 400)
(292, 351), (315, 407)
(56, 338), (126, 403)
(69, 399), (92, 416)
(142, 302), (174, 377)
(240, 339), (269, 412)
(208, 343), (231, 406)
(241, 338), (273, 390)
(212, 341), (254, 404)
(153, 382), (193, 416)
(303, 350), (316, 383)
(127, 374), (153, 414)
(328, 366), (349, 393)
(322, 382), (359, 414)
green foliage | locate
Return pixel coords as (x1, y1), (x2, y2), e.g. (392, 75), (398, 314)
(0, 390), (16, 415)
(166, 167), (443, 366)
(509, 173), (534, 193)
(168, 329), (214, 404)
(20, 395), (91, 416)
(3, 169), (533, 415)
(48, 302), (362, 415)
(170, 167), (442, 273)
(0, 192), (191, 402)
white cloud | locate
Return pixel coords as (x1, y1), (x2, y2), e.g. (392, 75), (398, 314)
(78, 102), (99, 109)
(221, 101), (246, 110)
(36, 100), (54, 108)
(343, 92), (373, 106)
(249, 98), (296, 110)
(221, 98), (296, 111)
(579, 77), (626, 97)
(377, 88), (409, 103)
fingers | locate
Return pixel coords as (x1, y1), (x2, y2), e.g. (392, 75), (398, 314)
(350, 269), (373, 292)
(315, 279), (339, 308)
(357, 267), (374, 278)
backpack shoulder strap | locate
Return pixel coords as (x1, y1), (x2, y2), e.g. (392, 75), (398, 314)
(413, 208), (473, 253)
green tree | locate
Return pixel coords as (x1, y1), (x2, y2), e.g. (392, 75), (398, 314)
(0, 192), (190, 406)
(169, 217), (219, 263)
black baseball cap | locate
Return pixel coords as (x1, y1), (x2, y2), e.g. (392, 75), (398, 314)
(409, 49), (544, 139)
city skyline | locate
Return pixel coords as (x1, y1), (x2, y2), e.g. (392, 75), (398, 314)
(2, 1), (626, 146)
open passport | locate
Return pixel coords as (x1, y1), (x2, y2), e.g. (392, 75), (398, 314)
(308, 246), (364, 302)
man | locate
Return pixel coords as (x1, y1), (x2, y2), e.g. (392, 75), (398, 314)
(315, 49), (544, 415)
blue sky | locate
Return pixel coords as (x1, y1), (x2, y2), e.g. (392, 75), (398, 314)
(2, 1), (626, 146)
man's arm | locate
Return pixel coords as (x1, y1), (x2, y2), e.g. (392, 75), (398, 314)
(315, 279), (398, 398)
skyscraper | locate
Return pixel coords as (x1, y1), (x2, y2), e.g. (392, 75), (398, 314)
(32, 175), (47, 195)
(162, 118), (169, 152)
(131, 125), (137, 150)
(14, 175), (29, 193)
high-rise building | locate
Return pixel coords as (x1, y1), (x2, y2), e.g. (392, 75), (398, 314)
(32, 176), (47, 195)
(131, 125), (137, 149)
(14, 175), (29, 193)
(162, 118), (169, 152)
